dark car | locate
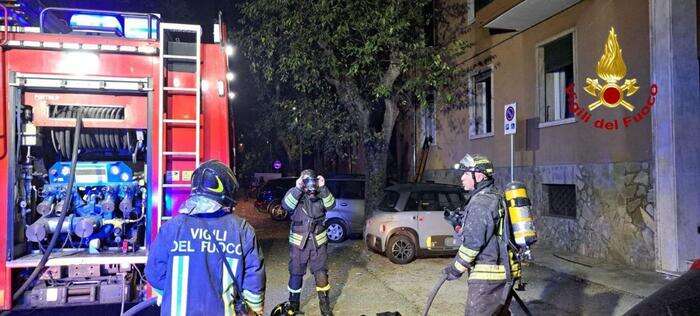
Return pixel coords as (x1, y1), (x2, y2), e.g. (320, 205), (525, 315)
(254, 177), (296, 214)
(624, 259), (700, 315)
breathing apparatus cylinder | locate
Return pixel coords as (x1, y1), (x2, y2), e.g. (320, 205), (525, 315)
(504, 181), (537, 258)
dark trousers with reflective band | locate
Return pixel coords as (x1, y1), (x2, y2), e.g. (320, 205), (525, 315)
(289, 242), (328, 275)
(466, 281), (511, 316)
(288, 242), (329, 302)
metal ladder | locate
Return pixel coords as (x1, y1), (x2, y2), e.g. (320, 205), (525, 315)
(413, 136), (433, 183)
(156, 23), (202, 229)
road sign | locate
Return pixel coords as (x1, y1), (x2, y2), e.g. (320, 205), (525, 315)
(504, 103), (517, 135)
(504, 102), (517, 181)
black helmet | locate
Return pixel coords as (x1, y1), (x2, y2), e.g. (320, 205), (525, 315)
(300, 169), (318, 194)
(189, 160), (238, 207)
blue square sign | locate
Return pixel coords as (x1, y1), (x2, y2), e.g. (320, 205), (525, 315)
(504, 103), (517, 135)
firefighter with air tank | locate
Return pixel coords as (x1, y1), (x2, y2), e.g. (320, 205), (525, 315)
(442, 153), (537, 315)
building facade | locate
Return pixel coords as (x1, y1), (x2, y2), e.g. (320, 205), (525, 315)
(399, 0), (699, 272)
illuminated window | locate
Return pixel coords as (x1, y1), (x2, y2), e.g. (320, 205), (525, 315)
(538, 32), (575, 124)
(421, 91), (437, 145)
(469, 69), (493, 138)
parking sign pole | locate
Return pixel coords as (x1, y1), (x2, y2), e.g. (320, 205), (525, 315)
(510, 134), (514, 182)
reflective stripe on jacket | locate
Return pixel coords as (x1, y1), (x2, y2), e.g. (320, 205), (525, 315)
(452, 180), (518, 283)
(282, 186), (335, 249)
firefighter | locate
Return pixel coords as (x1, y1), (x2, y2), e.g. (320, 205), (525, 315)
(281, 169), (336, 316)
(443, 154), (514, 316)
(145, 160), (265, 316)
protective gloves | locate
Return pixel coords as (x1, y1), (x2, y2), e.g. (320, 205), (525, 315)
(443, 263), (465, 281)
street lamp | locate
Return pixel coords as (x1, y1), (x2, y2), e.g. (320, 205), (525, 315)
(225, 45), (235, 57)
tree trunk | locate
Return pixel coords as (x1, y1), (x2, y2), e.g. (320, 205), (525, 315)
(323, 52), (402, 219)
(279, 138), (294, 175)
(362, 141), (390, 219)
(314, 142), (323, 173)
(362, 98), (400, 219)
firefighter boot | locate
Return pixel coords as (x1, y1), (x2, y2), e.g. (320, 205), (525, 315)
(288, 274), (303, 314)
(288, 300), (300, 315)
(317, 290), (333, 316)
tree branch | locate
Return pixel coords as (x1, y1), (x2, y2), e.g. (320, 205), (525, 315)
(324, 75), (341, 90)
(382, 97), (400, 145)
(381, 52), (402, 89)
(318, 41), (371, 131)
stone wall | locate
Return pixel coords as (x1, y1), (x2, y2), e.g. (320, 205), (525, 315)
(423, 161), (656, 269)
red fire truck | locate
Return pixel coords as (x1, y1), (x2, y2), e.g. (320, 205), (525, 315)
(0, 4), (234, 310)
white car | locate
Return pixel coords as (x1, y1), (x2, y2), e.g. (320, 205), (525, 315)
(364, 183), (466, 264)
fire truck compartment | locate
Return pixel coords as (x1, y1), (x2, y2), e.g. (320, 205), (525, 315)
(0, 5), (233, 310)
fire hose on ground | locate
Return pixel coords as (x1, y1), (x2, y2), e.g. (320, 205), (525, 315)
(422, 274), (448, 316)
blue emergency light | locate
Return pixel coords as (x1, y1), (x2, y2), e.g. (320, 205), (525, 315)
(69, 13), (123, 32)
(68, 13), (157, 39)
(123, 16), (158, 39)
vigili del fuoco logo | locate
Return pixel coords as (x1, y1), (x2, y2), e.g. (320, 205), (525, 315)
(566, 27), (658, 130)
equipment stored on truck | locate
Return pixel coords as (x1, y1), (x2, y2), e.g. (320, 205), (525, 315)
(0, 3), (234, 310)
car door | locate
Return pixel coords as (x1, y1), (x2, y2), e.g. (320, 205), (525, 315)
(324, 179), (346, 218)
(417, 191), (460, 251)
(336, 180), (365, 234)
(397, 191), (421, 236)
(325, 179), (340, 207)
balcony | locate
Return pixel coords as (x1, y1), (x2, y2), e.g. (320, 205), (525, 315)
(482, 0), (582, 32)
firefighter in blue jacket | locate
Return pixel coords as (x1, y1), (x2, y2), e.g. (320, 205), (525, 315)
(443, 154), (519, 315)
(279, 169), (335, 316)
(145, 160), (265, 316)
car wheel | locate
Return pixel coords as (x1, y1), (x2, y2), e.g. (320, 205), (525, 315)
(255, 201), (269, 213)
(262, 201), (277, 214)
(386, 234), (416, 264)
(325, 219), (347, 243)
(269, 203), (288, 221)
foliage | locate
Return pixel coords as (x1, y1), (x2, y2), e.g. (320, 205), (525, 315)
(236, 0), (473, 215)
